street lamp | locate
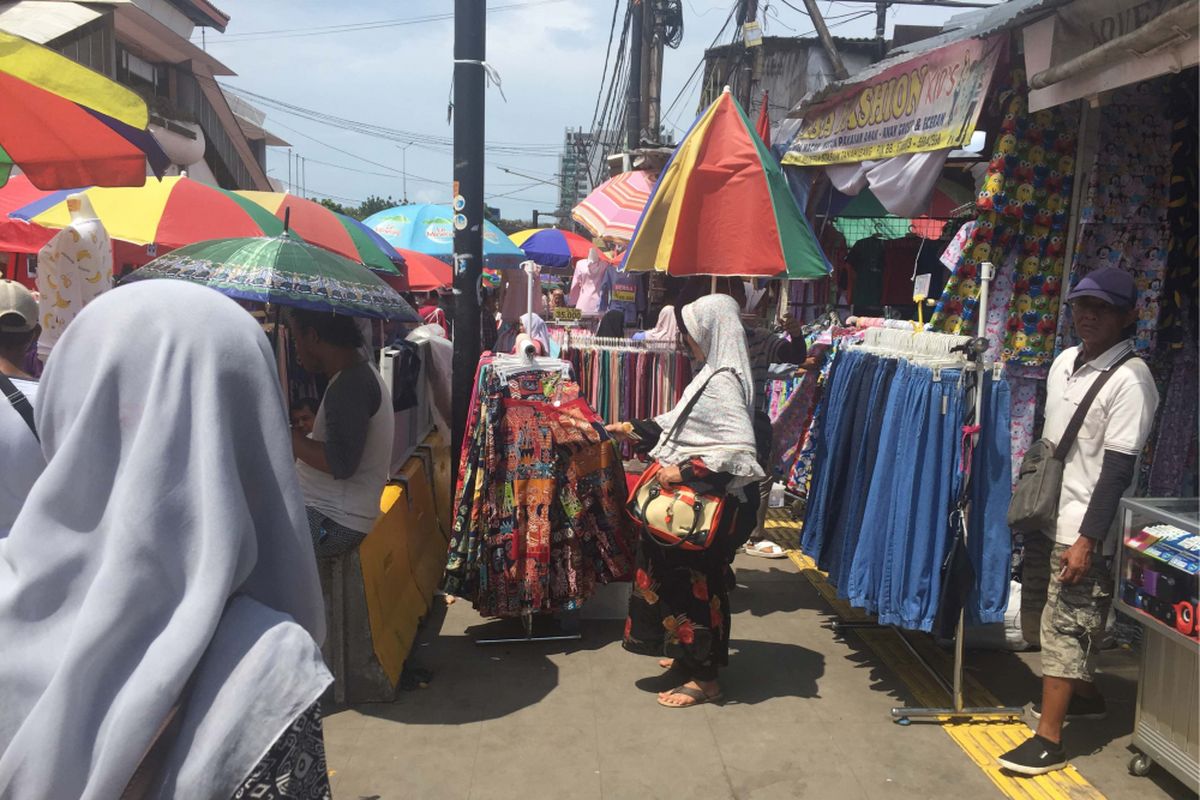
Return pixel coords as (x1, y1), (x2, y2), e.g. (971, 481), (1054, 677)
(396, 142), (413, 203)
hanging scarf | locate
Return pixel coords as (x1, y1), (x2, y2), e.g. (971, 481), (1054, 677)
(0, 281), (330, 799)
(651, 294), (763, 488)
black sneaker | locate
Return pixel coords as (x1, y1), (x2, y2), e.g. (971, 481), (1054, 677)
(997, 735), (1068, 775)
(1031, 693), (1108, 721)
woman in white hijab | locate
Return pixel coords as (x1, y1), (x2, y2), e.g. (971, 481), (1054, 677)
(607, 294), (764, 709)
(635, 304), (679, 343)
(0, 280), (333, 799)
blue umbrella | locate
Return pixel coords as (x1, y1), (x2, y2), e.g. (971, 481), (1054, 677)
(363, 203), (525, 270)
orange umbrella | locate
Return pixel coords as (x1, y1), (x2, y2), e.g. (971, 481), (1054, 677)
(393, 248), (451, 291)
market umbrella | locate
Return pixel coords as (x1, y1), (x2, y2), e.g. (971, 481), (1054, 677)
(0, 30), (168, 189)
(235, 191), (402, 275)
(11, 176), (284, 250)
(509, 227), (592, 268)
(126, 232), (419, 322)
(622, 89), (828, 279)
(394, 248), (452, 291)
(572, 170), (652, 241)
(363, 203), (525, 269)
(0, 173), (66, 254)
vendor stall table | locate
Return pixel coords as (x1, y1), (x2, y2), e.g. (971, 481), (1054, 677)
(1116, 497), (1200, 792)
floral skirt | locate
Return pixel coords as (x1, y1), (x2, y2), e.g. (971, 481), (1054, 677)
(622, 500), (746, 680)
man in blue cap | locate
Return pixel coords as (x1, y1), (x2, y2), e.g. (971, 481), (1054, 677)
(999, 268), (1159, 775)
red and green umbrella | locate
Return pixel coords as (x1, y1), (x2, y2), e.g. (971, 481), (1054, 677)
(622, 89), (828, 279)
(0, 30), (168, 189)
(236, 191), (402, 275)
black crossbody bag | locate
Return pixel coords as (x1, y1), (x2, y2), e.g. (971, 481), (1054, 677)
(0, 372), (37, 441)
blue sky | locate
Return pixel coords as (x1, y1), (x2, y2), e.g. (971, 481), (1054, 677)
(204, 1), (966, 220)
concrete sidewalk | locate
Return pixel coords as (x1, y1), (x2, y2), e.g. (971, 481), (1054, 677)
(323, 553), (1001, 800)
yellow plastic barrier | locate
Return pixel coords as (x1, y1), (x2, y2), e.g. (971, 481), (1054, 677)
(357, 456), (445, 686)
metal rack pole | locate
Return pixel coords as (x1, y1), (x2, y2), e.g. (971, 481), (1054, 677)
(888, 261), (1023, 724)
(475, 608), (582, 646)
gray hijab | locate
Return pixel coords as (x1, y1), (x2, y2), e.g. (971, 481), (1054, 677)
(0, 280), (330, 799)
(651, 294), (764, 489)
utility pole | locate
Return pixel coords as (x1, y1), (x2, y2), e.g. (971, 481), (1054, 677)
(626, 0), (644, 150)
(800, 0), (850, 80)
(739, 0), (759, 111)
(287, 147), (292, 193)
(875, 0), (887, 57)
(451, 0), (485, 463)
(644, 1), (664, 142)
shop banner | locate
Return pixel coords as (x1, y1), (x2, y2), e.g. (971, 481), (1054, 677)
(783, 36), (1005, 166)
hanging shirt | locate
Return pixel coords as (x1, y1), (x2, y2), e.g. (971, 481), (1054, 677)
(569, 257), (613, 314)
(608, 271), (645, 324)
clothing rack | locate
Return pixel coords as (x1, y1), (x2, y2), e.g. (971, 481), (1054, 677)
(833, 261), (1022, 724)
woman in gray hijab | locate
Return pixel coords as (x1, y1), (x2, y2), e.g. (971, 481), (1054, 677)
(608, 294), (764, 708)
(0, 281), (332, 799)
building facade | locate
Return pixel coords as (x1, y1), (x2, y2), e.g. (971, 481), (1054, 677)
(0, 0), (281, 190)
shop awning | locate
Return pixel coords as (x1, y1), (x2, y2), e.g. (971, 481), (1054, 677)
(1023, 0), (1199, 112)
(0, 1), (103, 44)
(781, 34), (1006, 167)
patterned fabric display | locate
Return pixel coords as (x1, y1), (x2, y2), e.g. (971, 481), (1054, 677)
(445, 361), (634, 618)
(930, 71), (1078, 365)
(1161, 75), (1199, 347)
(1056, 79), (1173, 355)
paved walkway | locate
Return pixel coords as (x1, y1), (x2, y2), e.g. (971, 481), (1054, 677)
(323, 518), (1194, 800)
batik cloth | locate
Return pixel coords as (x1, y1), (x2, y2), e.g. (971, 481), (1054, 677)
(232, 702), (331, 800)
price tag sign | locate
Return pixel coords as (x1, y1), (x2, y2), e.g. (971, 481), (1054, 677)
(912, 273), (931, 302)
(612, 289), (636, 303)
(553, 307), (582, 322)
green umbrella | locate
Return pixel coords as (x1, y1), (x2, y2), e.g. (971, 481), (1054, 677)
(127, 232), (419, 321)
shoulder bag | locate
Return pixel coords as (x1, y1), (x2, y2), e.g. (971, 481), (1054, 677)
(0, 372), (37, 441)
(626, 367), (741, 550)
(1007, 351), (1134, 533)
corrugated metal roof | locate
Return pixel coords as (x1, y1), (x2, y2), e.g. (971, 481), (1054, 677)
(785, 0), (1069, 117)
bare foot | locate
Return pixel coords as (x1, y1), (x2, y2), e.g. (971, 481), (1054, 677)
(658, 658), (674, 669)
(658, 679), (721, 707)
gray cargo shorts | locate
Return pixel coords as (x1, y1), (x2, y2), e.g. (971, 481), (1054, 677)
(1020, 533), (1114, 682)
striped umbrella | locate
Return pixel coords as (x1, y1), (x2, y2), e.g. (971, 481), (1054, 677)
(572, 170), (653, 241)
(622, 90), (828, 279)
(0, 30), (168, 189)
(509, 227), (592, 268)
(12, 176), (283, 249)
(235, 191), (402, 275)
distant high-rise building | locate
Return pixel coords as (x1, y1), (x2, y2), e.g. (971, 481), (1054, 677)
(557, 128), (613, 215)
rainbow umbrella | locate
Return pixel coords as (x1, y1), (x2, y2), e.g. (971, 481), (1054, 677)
(0, 30), (168, 189)
(572, 170), (652, 241)
(235, 191), (401, 275)
(509, 227), (592, 268)
(363, 203), (525, 269)
(622, 89), (828, 279)
(11, 176), (283, 249)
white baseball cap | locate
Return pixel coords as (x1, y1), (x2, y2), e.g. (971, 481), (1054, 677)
(0, 280), (37, 333)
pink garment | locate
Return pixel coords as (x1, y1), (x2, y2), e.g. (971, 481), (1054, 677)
(568, 254), (612, 314)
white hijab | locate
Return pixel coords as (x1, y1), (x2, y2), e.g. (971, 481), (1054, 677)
(643, 305), (679, 342)
(651, 294), (764, 488)
(0, 280), (330, 799)
(520, 312), (551, 355)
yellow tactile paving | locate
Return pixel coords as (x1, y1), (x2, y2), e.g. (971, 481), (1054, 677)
(764, 508), (1107, 800)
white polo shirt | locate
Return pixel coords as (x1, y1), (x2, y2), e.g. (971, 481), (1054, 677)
(1043, 340), (1158, 552)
